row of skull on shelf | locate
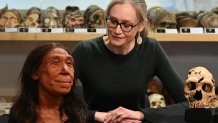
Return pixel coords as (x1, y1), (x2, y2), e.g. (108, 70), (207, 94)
(0, 5), (218, 31)
(148, 6), (218, 32)
(0, 5), (106, 28)
(148, 66), (218, 109)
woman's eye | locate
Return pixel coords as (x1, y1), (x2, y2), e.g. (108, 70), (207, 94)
(123, 24), (131, 28)
(110, 19), (117, 24)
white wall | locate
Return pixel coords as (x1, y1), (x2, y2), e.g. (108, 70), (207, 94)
(1, 0), (218, 11)
(0, 0), (110, 10)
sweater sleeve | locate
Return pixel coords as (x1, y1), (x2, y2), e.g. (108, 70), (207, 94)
(153, 40), (186, 102)
(140, 38), (189, 122)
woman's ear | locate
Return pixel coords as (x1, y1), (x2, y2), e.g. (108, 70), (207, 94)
(32, 73), (39, 80)
(139, 19), (148, 32)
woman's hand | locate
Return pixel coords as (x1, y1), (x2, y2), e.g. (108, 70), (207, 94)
(104, 106), (144, 123)
(95, 111), (108, 122)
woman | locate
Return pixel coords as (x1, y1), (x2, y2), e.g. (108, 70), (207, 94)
(71, 0), (187, 122)
(9, 43), (87, 123)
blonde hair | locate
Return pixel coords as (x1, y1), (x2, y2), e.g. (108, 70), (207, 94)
(106, 0), (148, 36)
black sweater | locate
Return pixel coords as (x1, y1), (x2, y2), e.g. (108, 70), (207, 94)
(71, 36), (186, 122)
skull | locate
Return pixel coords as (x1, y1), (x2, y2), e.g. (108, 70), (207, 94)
(147, 6), (177, 31)
(21, 7), (41, 27)
(83, 5), (106, 28)
(148, 93), (166, 108)
(199, 12), (218, 28)
(184, 66), (216, 108)
(22, 13), (40, 27)
(43, 6), (62, 28)
(63, 6), (84, 28)
(208, 96), (218, 108)
(0, 9), (21, 28)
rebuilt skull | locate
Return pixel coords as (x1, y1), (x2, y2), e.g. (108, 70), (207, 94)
(148, 93), (166, 108)
(184, 66), (216, 108)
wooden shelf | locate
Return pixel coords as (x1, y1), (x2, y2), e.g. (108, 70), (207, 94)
(0, 32), (218, 42)
(148, 33), (218, 42)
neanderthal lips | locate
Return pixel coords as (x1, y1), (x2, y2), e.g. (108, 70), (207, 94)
(56, 80), (72, 87)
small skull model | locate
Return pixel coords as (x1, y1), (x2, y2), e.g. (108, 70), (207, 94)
(21, 7), (41, 27)
(147, 6), (177, 31)
(0, 9), (21, 28)
(199, 12), (218, 28)
(83, 5), (106, 28)
(184, 66), (216, 108)
(148, 93), (166, 108)
(63, 6), (84, 28)
(42, 6), (62, 28)
(209, 96), (218, 108)
(212, 6), (218, 14)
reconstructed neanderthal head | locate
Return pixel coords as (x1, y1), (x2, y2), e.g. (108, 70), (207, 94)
(184, 66), (216, 108)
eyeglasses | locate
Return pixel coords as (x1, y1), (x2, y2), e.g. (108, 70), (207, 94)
(106, 17), (139, 32)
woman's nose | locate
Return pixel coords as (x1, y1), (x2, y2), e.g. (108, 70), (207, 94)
(114, 24), (123, 33)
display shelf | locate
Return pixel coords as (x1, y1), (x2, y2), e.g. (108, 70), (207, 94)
(148, 33), (218, 42)
(0, 32), (218, 42)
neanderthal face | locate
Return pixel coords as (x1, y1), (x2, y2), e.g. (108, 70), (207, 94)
(33, 48), (74, 96)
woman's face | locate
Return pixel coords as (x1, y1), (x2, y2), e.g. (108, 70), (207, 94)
(107, 3), (139, 47)
(33, 48), (74, 96)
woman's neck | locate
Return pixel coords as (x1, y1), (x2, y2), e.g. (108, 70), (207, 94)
(103, 36), (135, 55)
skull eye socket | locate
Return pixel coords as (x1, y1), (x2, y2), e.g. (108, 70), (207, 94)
(93, 14), (100, 20)
(151, 102), (156, 106)
(159, 22), (167, 27)
(188, 82), (196, 90)
(202, 83), (213, 93)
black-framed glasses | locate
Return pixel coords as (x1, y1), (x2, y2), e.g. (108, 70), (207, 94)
(106, 17), (139, 32)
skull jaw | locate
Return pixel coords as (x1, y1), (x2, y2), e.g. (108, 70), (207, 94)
(189, 100), (210, 108)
